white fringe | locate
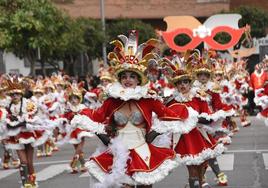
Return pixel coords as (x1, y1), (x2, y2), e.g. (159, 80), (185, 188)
(33, 130), (51, 147)
(151, 133), (172, 148)
(179, 143), (226, 165)
(68, 131), (95, 144)
(131, 156), (181, 185)
(0, 108), (7, 122)
(87, 137), (130, 188)
(199, 109), (235, 122)
(70, 114), (106, 134)
(86, 152), (181, 186)
(151, 107), (198, 134)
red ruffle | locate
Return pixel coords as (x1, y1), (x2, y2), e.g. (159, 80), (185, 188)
(175, 127), (217, 156)
(91, 144), (176, 176)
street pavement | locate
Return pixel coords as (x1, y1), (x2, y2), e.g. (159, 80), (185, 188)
(0, 117), (268, 188)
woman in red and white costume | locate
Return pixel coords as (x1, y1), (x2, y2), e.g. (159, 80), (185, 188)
(39, 78), (62, 155)
(162, 55), (225, 188)
(3, 77), (52, 188)
(71, 31), (198, 188)
(0, 77), (21, 169)
(254, 57), (268, 126)
(192, 51), (235, 187)
(256, 81), (268, 126)
(61, 82), (94, 173)
(212, 60), (238, 139)
(231, 60), (251, 127)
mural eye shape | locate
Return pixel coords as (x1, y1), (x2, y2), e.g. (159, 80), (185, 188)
(162, 28), (202, 52)
(205, 26), (244, 50)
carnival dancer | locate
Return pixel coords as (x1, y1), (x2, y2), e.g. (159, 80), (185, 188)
(231, 60), (251, 127)
(71, 31), (198, 188)
(3, 77), (52, 188)
(212, 59), (236, 143)
(192, 51), (234, 187)
(30, 81), (49, 157)
(61, 82), (93, 173)
(162, 55), (226, 188)
(256, 80), (268, 126)
(40, 78), (61, 156)
(0, 76), (20, 169)
(96, 67), (115, 102)
(254, 57), (268, 126)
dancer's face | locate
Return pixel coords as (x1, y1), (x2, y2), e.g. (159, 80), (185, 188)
(101, 79), (111, 87)
(120, 71), (140, 89)
(70, 95), (80, 106)
(215, 73), (223, 82)
(10, 92), (22, 104)
(176, 79), (191, 94)
(197, 72), (210, 84)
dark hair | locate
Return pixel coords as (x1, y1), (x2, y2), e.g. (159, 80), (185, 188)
(118, 71), (141, 85)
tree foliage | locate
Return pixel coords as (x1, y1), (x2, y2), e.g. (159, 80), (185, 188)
(0, 1), (157, 76)
(106, 19), (156, 51)
(233, 6), (268, 38)
(0, 0), (71, 75)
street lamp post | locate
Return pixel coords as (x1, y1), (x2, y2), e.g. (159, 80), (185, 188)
(100, 0), (107, 65)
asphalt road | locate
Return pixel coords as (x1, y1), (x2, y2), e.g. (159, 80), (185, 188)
(1, 117), (268, 188)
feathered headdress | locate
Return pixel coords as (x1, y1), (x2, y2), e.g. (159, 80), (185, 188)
(66, 82), (86, 102)
(6, 76), (25, 94)
(107, 30), (160, 86)
(160, 50), (194, 84)
(99, 67), (115, 82)
(32, 80), (44, 94)
(192, 49), (214, 75)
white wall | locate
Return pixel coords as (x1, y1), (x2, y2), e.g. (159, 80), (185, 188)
(3, 52), (30, 76)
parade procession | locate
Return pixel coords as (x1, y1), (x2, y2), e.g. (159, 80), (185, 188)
(1, 1), (268, 188)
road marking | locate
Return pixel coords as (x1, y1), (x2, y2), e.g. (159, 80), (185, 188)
(207, 154), (234, 171)
(34, 159), (70, 166)
(262, 153), (268, 170)
(0, 169), (17, 180)
(80, 171), (90, 178)
(36, 164), (69, 181)
(226, 149), (268, 153)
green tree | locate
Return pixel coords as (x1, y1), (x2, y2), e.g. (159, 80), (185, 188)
(215, 6), (268, 46)
(106, 19), (157, 51)
(233, 6), (268, 38)
(0, 0), (70, 76)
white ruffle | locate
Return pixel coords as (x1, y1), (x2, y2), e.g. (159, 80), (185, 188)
(6, 127), (22, 136)
(86, 153), (181, 186)
(178, 143), (225, 166)
(199, 109), (235, 122)
(218, 136), (232, 144)
(70, 114), (106, 134)
(151, 107), (198, 134)
(255, 95), (268, 109)
(5, 143), (24, 150)
(202, 121), (230, 134)
(0, 108), (7, 122)
(18, 136), (36, 145)
(86, 137), (130, 188)
(32, 130), (51, 147)
(69, 131), (95, 144)
(131, 156), (181, 185)
(151, 133), (172, 148)
(106, 82), (160, 101)
(257, 113), (268, 126)
(0, 123), (7, 140)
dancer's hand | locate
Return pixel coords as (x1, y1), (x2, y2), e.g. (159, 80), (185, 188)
(96, 133), (110, 146)
(145, 130), (161, 143)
